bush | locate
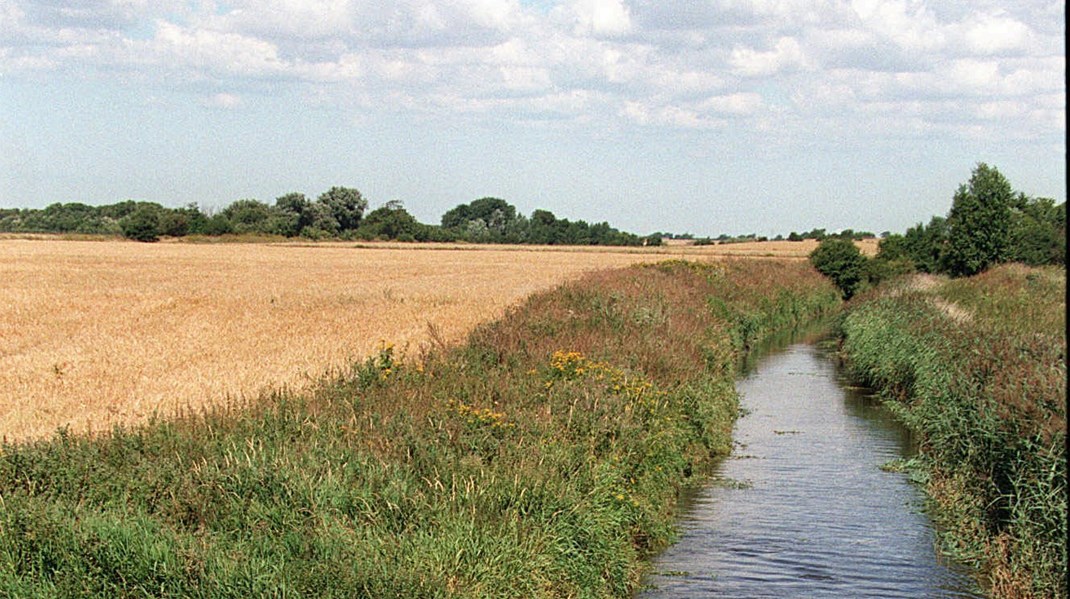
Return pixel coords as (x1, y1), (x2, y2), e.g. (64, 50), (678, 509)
(809, 238), (867, 299)
(119, 206), (161, 242)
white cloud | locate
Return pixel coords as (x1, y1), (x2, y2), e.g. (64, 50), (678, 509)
(621, 100), (724, 129)
(149, 20), (286, 77)
(560, 0), (632, 37)
(0, 0), (1063, 141)
(943, 59), (1001, 91)
(208, 0), (352, 41)
(700, 92), (763, 115)
(957, 11), (1032, 55)
(848, 0), (947, 53)
(203, 92), (243, 109)
(729, 36), (808, 76)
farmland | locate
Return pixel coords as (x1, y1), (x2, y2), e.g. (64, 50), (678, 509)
(0, 237), (869, 443)
(0, 257), (840, 597)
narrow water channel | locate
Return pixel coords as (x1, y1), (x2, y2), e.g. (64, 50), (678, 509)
(639, 341), (984, 598)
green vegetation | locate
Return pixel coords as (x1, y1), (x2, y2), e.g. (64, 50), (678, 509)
(439, 197), (655, 246)
(0, 260), (839, 597)
(807, 237), (867, 299)
(876, 164), (1065, 277)
(786, 228), (875, 242)
(809, 163), (1065, 299)
(0, 191), (659, 246)
(944, 163), (1016, 277)
(837, 265), (1066, 598)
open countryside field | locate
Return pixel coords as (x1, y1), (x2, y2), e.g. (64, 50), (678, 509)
(0, 237), (870, 444)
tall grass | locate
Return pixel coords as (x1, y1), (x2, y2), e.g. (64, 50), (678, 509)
(838, 265), (1066, 598)
(0, 259), (839, 598)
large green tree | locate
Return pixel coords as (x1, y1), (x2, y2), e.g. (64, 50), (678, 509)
(1008, 195), (1065, 266)
(317, 186), (367, 231)
(944, 163), (1014, 277)
(274, 193), (313, 237)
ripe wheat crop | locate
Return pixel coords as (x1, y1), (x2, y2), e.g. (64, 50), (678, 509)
(0, 237), (855, 443)
(0, 240), (668, 442)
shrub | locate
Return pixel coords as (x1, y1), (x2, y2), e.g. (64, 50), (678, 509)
(119, 206), (161, 242)
(809, 238), (867, 298)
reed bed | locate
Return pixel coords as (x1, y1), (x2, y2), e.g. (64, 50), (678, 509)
(838, 265), (1066, 598)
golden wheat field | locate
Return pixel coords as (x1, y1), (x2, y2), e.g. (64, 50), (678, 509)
(0, 237), (871, 443)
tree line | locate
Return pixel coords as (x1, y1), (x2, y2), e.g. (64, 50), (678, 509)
(811, 163), (1066, 298)
(0, 189), (661, 247)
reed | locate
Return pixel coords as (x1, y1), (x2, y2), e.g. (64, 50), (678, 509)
(838, 265), (1066, 598)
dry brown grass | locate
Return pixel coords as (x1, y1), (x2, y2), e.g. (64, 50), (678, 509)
(0, 237), (853, 443)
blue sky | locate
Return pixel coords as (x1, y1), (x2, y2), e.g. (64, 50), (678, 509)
(1, 0), (1064, 236)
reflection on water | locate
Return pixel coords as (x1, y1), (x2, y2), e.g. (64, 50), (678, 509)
(639, 343), (983, 599)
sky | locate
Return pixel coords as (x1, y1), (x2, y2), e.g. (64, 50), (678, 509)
(0, 0), (1065, 237)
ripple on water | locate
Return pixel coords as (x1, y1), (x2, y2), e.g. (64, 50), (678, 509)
(638, 344), (984, 599)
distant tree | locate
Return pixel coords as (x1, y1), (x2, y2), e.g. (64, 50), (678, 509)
(528, 209), (560, 244)
(303, 202), (340, 238)
(902, 216), (948, 274)
(38, 203), (96, 232)
(317, 186), (367, 231)
(202, 213), (234, 236)
(442, 197), (518, 238)
(274, 193), (312, 237)
(223, 199), (274, 234)
(119, 205), (161, 242)
(944, 163), (1014, 277)
(1008, 195), (1066, 266)
(876, 233), (910, 262)
(869, 233), (916, 282)
(157, 209), (190, 237)
(359, 200), (421, 240)
(0, 209), (21, 232)
(98, 200), (140, 221)
(176, 203), (210, 235)
(809, 238), (868, 299)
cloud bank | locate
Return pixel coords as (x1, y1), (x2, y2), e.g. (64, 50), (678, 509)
(1, 0), (1063, 142)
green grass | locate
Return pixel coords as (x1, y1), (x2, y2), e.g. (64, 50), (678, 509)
(0, 259), (839, 598)
(838, 264), (1066, 598)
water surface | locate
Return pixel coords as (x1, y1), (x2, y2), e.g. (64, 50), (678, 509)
(639, 342), (983, 598)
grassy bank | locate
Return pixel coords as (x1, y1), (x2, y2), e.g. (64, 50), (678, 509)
(0, 259), (838, 598)
(837, 265), (1066, 598)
